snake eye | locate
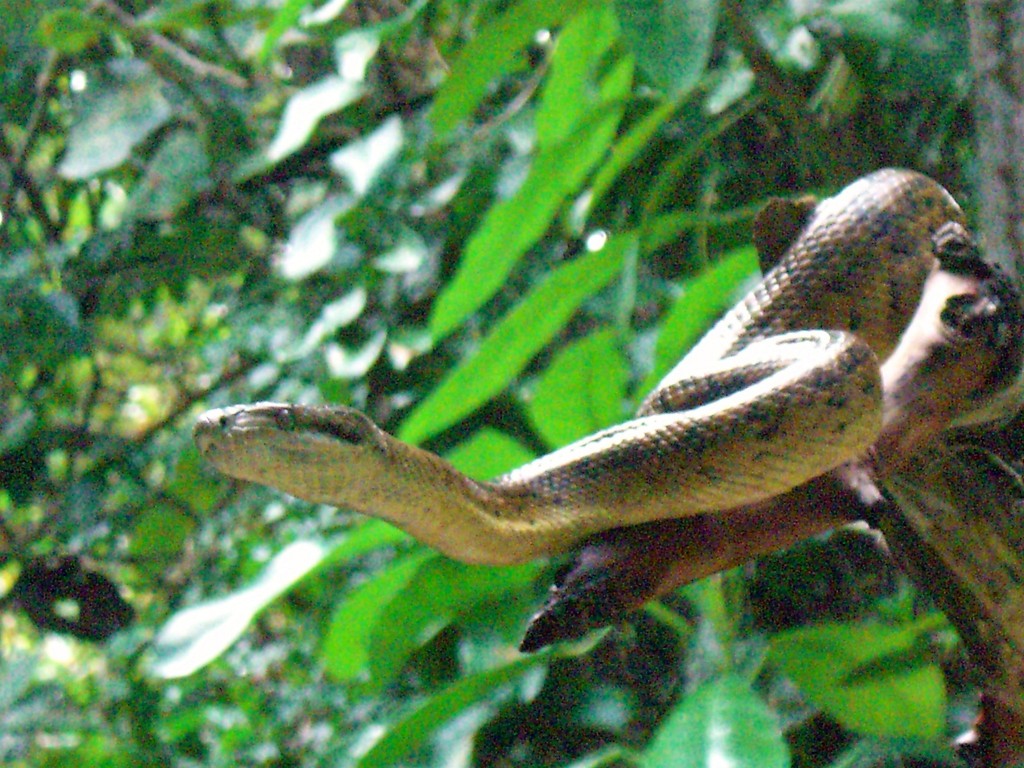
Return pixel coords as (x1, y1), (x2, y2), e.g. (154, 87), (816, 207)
(272, 406), (296, 430)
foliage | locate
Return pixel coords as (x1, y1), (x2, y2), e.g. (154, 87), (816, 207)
(0, 0), (979, 766)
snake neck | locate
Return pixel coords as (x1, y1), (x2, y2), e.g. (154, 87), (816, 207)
(342, 438), (572, 565)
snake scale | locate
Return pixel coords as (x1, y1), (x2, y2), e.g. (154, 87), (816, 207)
(194, 169), (976, 565)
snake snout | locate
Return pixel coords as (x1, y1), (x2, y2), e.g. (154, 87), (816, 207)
(193, 406), (232, 456)
(194, 403), (297, 455)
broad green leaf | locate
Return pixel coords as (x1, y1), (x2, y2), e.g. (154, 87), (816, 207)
(641, 675), (789, 768)
(58, 60), (173, 179)
(429, 0), (589, 137)
(323, 551), (433, 682)
(151, 540), (329, 678)
(586, 98), (681, 219)
(445, 428), (536, 480)
(321, 519), (412, 568)
(401, 233), (633, 445)
(640, 245), (759, 394)
(366, 558), (540, 691)
(535, 3), (619, 147)
(355, 653), (549, 768)
(769, 617), (946, 739)
(127, 129), (210, 220)
(614, 0), (718, 95)
(527, 329), (628, 448)
(430, 57), (633, 339)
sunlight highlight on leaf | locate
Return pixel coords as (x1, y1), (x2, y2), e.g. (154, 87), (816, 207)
(277, 195), (353, 279)
(266, 77), (364, 163)
(330, 116), (404, 196)
(58, 61), (172, 179)
(150, 540), (328, 678)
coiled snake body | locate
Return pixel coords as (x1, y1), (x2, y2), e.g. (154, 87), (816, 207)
(195, 169), (973, 565)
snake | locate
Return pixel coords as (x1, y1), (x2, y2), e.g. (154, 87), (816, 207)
(194, 169), (975, 566)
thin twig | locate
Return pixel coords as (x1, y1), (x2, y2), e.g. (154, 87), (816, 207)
(90, 0), (249, 90)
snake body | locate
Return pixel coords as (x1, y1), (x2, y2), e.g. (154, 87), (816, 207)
(195, 169), (972, 565)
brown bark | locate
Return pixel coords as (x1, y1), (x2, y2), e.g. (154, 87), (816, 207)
(967, 0), (1024, 280)
(962, 3), (1024, 762)
(523, 260), (1023, 647)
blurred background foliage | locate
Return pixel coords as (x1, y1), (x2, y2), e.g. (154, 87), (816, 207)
(0, 0), (984, 765)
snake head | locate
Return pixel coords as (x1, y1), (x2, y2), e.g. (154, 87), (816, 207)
(193, 402), (391, 482)
(287, 404), (390, 452)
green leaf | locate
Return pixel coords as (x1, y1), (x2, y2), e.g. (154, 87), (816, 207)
(769, 617), (947, 739)
(58, 60), (173, 179)
(640, 245), (759, 394)
(428, 0), (589, 137)
(258, 0), (312, 62)
(445, 428), (536, 480)
(430, 59), (633, 339)
(355, 653), (549, 768)
(401, 233), (633, 445)
(614, 0), (718, 95)
(150, 540), (329, 678)
(365, 558), (540, 691)
(323, 551), (433, 682)
(527, 329), (628, 448)
(535, 3), (619, 147)
(127, 128), (210, 220)
(641, 675), (789, 768)
(586, 97), (681, 219)
(321, 519), (412, 568)
(35, 9), (107, 53)
(129, 505), (195, 575)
